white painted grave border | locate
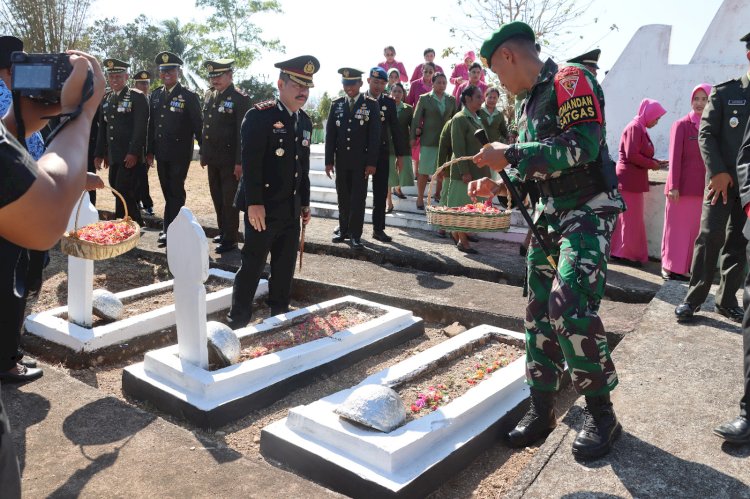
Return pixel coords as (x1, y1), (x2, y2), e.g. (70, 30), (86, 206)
(262, 324), (527, 492)
(24, 269), (266, 352)
(126, 295), (420, 411)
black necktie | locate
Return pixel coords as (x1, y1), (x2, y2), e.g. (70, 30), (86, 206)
(291, 112), (297, 133)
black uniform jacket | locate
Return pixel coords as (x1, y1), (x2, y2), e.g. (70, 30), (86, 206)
(234, 99), (312, 218)
(371, 92), (409, 162)
(324, 94), (381, 169)
(95, 86), (148, 165)
(147, 82), (202, 164)
(699, 73), (750, 186)
(200, 83), (250, 166)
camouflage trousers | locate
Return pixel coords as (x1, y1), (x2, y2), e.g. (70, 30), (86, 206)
(525, 191), (620, 396)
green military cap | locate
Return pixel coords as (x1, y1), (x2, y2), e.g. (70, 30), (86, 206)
(133, 70), (152, 82)
(338, 67), (363, 84)
(741, 32), (750, 49)
(275, 55), (320, 88)
(103, 58), (130, 74)
(154, 51), (183, 70)
(204, 59), (234, 78)
(479, 21), (536, 68)
(567, 49), (601, 69)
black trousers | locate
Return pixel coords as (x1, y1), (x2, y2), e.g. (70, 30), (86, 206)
(335, 167), (367, 238)
(371, 152), (389, 232)
(228, 212), (300, 322)
(0, 239), (27, 372)
(156, 159), (190, 233)
(108, 162), (143, 225)
(207, 162), (240, 244)
(684, 192), (747, 309)
(136, 162), (153, 210)
(741, 244), (750, 417)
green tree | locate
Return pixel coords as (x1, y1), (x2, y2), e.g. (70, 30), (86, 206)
(195, 0), (283, 72)
(237, 75), (276, 104)
(0, 0), (92, 52)
(317, 91), (332, 125)
(161, 18), (210, 90)
(88, 15), (165, 76)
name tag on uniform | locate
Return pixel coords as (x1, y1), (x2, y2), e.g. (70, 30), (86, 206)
(728, 100), (747, 106)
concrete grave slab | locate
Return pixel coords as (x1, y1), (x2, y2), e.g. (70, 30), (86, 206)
(123, 295), (424, 428)
(261, 324), (528, 498)
(24, 268), (263, 355)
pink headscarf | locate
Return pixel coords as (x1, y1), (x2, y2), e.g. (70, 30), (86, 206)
(688, 83), (712, 128)
(464, 51), (475, 62)
(633, 98), (667, 130)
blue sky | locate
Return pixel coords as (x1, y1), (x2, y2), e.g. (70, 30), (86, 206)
(92, 0), (726, 97)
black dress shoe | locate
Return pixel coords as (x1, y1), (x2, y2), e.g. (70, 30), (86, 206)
(372, 230), (392, 243)
(467, 235), (480, 243)
(332, 228), (351, 243)
(157, 233), (167, 246)
(350, 237), (364, 250)
(226, 314), (250, 330)
(271, 307), (289, 316)
(215, 242), (238, 254)
(675, 302), (699, 322)
(715, 304), (744, 323)
(456, 243), (478, 254)
(386, 206), (394, 214)
(714, 416), (750, 443)
(19, 358), (37, 368)
(213, 235), (223, 244)
(416, 204), (425, 211)
(392, 189), (407, 199)
(0, 364), (43, 383)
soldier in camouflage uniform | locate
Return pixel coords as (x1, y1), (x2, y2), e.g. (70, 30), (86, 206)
(469, 21), (624, 459)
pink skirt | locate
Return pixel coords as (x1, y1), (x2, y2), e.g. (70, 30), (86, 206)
(411, 139), (420, 163)
(611, 191), (649, 262)
(661, 194), (702, 275)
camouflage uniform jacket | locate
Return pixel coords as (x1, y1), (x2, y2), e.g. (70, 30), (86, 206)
(505, 58), (624, 216)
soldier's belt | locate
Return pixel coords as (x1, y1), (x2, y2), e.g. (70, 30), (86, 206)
(535, 165), (605, 199)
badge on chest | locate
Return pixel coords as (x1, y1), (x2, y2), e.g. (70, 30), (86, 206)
(170, 94), (186, 112)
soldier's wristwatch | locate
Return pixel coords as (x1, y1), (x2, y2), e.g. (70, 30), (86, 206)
(503, 145), (517, 165)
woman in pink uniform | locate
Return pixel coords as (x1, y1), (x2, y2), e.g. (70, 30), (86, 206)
(449, 50), (484, 100)
(378, 46), (408, 83)
(660, 84), (711, 280)
(611, 98), (668, 266)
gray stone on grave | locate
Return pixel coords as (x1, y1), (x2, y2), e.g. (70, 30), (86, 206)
(91, 289), (124, 321)
(334, 384), (406, 433)
(206, 321), (241, 368)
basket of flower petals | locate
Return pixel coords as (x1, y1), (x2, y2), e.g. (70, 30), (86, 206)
(426, 158), (512, 232)
(61, 188), (140, 260)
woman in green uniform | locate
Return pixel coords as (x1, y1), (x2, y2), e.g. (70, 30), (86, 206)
(411, 72), (456, 209)
(446, 85), (489, 253)
(387, 82), (415, 211)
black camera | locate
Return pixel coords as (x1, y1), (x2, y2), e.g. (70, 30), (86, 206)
(10, 52), (72, 104)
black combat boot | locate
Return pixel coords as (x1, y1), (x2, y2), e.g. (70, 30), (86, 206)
(572, 394), (622, 459)
(507, 388), (557, 447)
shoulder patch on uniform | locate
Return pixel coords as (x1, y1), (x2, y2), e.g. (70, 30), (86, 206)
(235, 87), (248, 97)
(366, 95), (378, 102)
(130, 87), (143, 95)
(254, 99), (276, 110)
(554, 65), (602, 129)
(713, 79), (737, 89)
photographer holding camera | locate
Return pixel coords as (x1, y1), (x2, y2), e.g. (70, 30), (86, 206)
(0, 49), (106, 498)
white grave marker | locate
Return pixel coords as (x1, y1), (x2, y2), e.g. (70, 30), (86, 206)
(167, 207), (209, 369)
(66, 194), (98, 327)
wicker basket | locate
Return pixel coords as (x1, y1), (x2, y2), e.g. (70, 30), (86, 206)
(425, 158), (512, 232)
(60, 187), (140, 260)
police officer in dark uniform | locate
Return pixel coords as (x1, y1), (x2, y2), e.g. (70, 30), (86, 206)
(146, 51), (202, 246)
(675, 33), (750, 323)
(365, 66), (409, 242)
(133, 70), (154, 216)
(200, 59), (250, 253)
(94, 58), (148, 226)
(325, 68), (381, 249)
(226, 56), (319, 328)
(567, 49), (601, 77)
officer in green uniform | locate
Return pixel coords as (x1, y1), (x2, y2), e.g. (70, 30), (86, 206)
(675, 33), (750, 324)
(567, 49), (601, 78)
(94, 58), (148, 225)
(470, 21), (624, 459)
(325, 68), (381, 249)
(200, 59), (250, 253)
(227, 56), (318, 328)
(147, 51), (202, 246)
(132, 69), (154, 216)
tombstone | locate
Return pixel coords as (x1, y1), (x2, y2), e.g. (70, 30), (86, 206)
(167, 207), (210, 369)
(66, 194), (99, 327)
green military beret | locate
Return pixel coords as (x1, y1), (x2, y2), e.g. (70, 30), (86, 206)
(567, 49), (601, 69)
(103, 58), (130, 74)
(204, 59), (234, 78)
(479, 21), (536, 68)
(741, 32), (750, 49)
